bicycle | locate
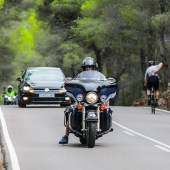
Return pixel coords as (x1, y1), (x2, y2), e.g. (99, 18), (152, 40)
(150, 86), (156, 114)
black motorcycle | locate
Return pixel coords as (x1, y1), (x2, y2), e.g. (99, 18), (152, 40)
(63, 70), (118, 148)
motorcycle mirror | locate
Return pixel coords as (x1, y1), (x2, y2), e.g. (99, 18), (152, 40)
(108, 77), (116, 83)
(21, 70), (24, 75)
(64, 77), (72, 82)
(3, 87), (5, 92)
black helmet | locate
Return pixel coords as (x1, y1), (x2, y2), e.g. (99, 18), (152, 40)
(82, 57), (97, 71)
(148, 61), (155, 66)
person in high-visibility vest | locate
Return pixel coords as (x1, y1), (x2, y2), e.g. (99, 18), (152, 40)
(3, 85), (17, 105)
(5, 85), (16, 96)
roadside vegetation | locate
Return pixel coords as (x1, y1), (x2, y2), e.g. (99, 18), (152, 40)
(0, 0), (170, 106)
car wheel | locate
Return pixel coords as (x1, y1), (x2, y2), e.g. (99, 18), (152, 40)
(18, 98), (26, 108)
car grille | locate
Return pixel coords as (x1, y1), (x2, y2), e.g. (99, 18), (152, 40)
(32, 97), (65, 101)
(34, 89), (60, 92)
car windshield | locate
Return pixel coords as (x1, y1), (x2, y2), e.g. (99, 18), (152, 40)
(24, 69), (65, 81)
(75, 70), (107, 80)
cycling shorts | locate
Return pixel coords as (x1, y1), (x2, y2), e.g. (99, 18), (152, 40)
(147, 75), (159, 90)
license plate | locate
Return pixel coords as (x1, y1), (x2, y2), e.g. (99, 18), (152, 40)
(39, 93), (55, 97)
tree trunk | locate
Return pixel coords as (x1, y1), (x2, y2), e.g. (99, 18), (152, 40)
(147, 26), (156, 60)
(159, 0), (170, 89)
(140, 49), (146, 74)
(91, 45), (102, 72)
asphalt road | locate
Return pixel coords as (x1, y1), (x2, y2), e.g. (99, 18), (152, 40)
(0, 105), (170, 170)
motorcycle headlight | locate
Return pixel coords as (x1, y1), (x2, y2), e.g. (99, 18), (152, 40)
(86, 92), (98, 104)
(8, 97), (12, 102)
(100, 95), (107, 102)
(76, 94), (84, 102)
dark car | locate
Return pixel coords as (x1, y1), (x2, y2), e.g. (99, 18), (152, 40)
(16, 67), (70, 107)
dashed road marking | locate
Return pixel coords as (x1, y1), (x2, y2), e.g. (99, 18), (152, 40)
(113, 121), (170, 151)
(154, 145), (170, 152)
(123, 131), (135, 136)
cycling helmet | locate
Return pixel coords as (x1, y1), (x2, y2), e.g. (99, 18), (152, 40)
(82, 57), (97, 71)
(148, 61), (155, 66)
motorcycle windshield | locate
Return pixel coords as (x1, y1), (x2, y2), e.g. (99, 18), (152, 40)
(65, 70), (118, 103)
(75, 70), (107, 81)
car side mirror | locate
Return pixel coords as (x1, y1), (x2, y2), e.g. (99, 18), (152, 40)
(64, 77), (72, 82)
(16, 78), (21, 82)
(16, 78), (23, 82)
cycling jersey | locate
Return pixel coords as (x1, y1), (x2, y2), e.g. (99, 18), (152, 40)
(144, 64), (159, 78)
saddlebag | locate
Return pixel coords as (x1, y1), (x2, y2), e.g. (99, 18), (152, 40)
(69, 108), (82, 132)
(100, 108), (112, 133)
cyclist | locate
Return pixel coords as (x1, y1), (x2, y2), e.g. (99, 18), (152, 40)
(144, 61), (163, 106)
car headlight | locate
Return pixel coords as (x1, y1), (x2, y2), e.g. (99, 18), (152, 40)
(86, 92), (98, 104)
(59, 88), (66, 93)
(22, 86), (34, 93)
(76, 94), (84, 102)
(100, 95), (107, 102)
(23, 86), (30, 91)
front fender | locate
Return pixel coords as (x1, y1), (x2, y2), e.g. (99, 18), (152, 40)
(86, 112), (98, 121)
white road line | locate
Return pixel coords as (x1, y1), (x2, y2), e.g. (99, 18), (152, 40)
(154, 145), (170, 152)
(0, 107), (20, 170)
(144, 107), (170, 114)
(123, 131), (135, 136)
(155, 108), (170, 113)
(113, 121), (170, 150)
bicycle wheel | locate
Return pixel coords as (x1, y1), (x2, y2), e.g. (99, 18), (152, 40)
(151, 105), (155, 114)
(151, 89), (156, 114)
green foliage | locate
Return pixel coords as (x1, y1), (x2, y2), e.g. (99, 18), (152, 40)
(59, 41), (94, 76)
(9, 9), (41, 63)
(81, 0), (96, 15)
(50, 0), (82, 20)
(0, 0), (170, 106)
(151, 13), (170, 28)
(61, 43), (84, 67)
(0, 0), (4, 9)
(72, 17), (107, 49)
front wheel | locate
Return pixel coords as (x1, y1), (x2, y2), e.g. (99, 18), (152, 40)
(87, 122), (97, 148)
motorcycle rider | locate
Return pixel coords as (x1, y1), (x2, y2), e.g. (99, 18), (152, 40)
(59, 57), (100, 144)
(144, 61), (163, 106)
(3, 85), (17, 104)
